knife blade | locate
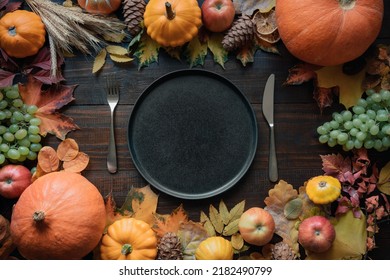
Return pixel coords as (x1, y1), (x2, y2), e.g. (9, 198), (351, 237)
(262, 74), (278, 182)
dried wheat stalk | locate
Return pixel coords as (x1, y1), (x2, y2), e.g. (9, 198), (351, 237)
(25, 0), (126, 77)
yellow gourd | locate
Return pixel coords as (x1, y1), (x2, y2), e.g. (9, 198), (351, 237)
(100, 218), (158, 260)
(195, 236), (233, 260)
(143, 0), (202, 47)
(306, 175), (341, 204)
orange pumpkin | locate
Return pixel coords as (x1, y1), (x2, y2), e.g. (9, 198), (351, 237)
(10, 172), (106, 260)
(77, 0), (122, 15)
(100, 218), (158, 260)
(0, 10), (46, 58)
(275, 0), (384, 66)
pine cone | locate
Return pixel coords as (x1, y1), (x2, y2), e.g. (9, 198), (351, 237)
(271, 242), (297, 260)
(222, 15), (254, 52)
(122, 0), (146, 36)
(157, 232), (183, 260)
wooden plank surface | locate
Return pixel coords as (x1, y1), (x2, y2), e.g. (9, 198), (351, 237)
(1, 0), (389, 260)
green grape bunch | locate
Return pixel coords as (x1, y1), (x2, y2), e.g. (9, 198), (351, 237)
(0, 85), (43, 164)
(317, 89), (390, 152)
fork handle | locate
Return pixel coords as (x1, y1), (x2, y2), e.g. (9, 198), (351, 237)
(107, 110), (117, 173)
(268, 125), (278, 182)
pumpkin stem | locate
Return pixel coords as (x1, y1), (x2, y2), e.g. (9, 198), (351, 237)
(165, 2), (175, 20)
(7, 26), (17, 37)
(33, 211), (45, 222)
(318, 181), (327, 188)
(121, 244), (133, 255)
(339, 0), (355, 9)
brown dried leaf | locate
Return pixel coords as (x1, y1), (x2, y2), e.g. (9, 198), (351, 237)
(62, 152), (89, 173)
(0, 215), (15, 260)
(219, 200), (230, 225)
(37, 146), (60, 173)
(231, 233), (244, 250)
(313, 86), (335, 112)
(222, 218), (239, 236)
(57, 138), (79, 161)
(153, 204), (189, 238)
(283, 63), (319, 86)
(178, 221), (209, 260)
(200, 211), (216, 236)
(209, 204), (224, 234)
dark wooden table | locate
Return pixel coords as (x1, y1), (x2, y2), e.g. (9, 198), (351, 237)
(1, 1), (390, 260)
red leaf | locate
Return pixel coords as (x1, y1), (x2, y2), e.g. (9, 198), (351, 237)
(19, 75), (79, 140)
(320, 153), (352, 181)
(0, 69), (16, 87)
(284, 63), (320, 85)
(313, 86), (335, 112)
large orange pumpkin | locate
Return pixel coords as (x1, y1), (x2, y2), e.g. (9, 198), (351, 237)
(10, 172), (106, 260)
(77, 0), (122, 15)
(275, 0), (384, 66)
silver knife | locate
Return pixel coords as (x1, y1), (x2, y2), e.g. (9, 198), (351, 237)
(262, 74), (278, 182)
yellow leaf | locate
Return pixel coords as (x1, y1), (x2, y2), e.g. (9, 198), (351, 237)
(109, 53), (134, 63)
(315, 65), (366, 108)
(378, 161), (390, 195)
(222, 218), (239, 236)
(103, 31), (126, 43)
(207, 33), (228, 69)
(219, 200), (230, 225)
(306, 210), (367, 260)
(106, 45), (128, 55)
(153, 204), (188, 237)
(231, 233), (244, 250)
(200, 211), (216, 237)
(92, 48), (106, 73)
(185, 36), (207, 68)
(229, 200), (245, 222)
(134, 32), (160, 69)
(209, 204), (224, 234)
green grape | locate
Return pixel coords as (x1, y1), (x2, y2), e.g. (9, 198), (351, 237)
(18, 138), (31, 148)
(27, 105), (38, 114)
(317, 126), (328, 135)
(345, 140), (354, 151)
(328, 138), (337, 147)
(12, 99), (23, 108)
(0, 111), (6, 120)
(28, 125), (40, 135)
(3, 132), (14, 142)
(352, 118), (363, 128)
(357, 98), (368, 108)
(364, 140), (374, 149)
(330, 120), (339, 129)
(343, 121), (353, 130)
(12, 111), (24, 122)
(352, 105), (365, 115)
(18, 146), (30, 156)
(7, 148), (20, 160)
(371, 93), (382, 103)
(29, 117), (41, 126)
(330, 130), (340, 139)
(356, 131), (367, 141)
(0, 143), (9, 153)
(323, 122), (331, 131)
(380, 89), (390, 100)
(366, 109), (376, 119)
(369, 125), (380, 135)
(319, 135), (329, 144)
(358, 113), (369, 123)
(23, 113), (33, 122)
(337, 132), (349, 144)
(383, 136), (390, 148)
(26, 151), (37, 160)
(0, 126), (6, 135)
(360, 124), (368, 133)
(366, 89), (376, 96)
(342, 110), (353, 121)
(9, 124), (19, 133)
(4, 110), (11, 119)
(374, 140), (383, 151)
(30, 143), (42, 152)
(28, 134), (41, 143)
(382, 125), (390, 135)
(366, 119), (376, 128)
(0, 154), (5, 165)
(0, 100), (8, 110)
(333, 113), (343, 123)
(15, 129), (28, 140)
(354, 139), (363, 149)
(5, 89), (19, 99)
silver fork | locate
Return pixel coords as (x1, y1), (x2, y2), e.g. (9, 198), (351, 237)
(106, 75), (119, 173)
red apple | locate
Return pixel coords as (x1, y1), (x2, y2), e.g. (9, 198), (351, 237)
(238, 207), (275, 246)
(0, 164), (32, 199)
(201, 0), (235, 33)
(298, 216), (336, 253)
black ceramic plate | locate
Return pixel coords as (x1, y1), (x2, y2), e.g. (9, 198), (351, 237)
(128, 69), (258, 199)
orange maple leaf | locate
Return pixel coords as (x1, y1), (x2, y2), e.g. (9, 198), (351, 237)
(19, 75), (79, 140)
(153, 204), (189, 238)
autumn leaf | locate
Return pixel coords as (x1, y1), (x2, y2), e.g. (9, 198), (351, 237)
(134, 32), (160, 69)
(378, 161), (390, 195)
(283, 63), (320, 86)
(0, 215), (15, 260)
(209, 204), (224, 234)
(233, 0), (275, 15)
(219, 200), (230, 225)
(306, 210), (367, 260)
(19, 75), (79, 140)
(0, 69), (16, 87)
(56, 138), (79, 161)
(315, 64), (366, 108)
(264, 180), (300, 255)
(163, 47), (182, 61)
(37, 146), (60, 173)
(320, 153), (352, 183)
(207, 33), (228, 69)
(236, 43), (256, 66)
(177, 221), (209, 260)
(153, 204), (188, 238)
(231, 233), (244, 250)
(185, 36), (208, 68)
(62, 152), (89, 173)
(200, 211), (216, 236)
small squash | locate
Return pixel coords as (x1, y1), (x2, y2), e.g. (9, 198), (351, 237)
(0, 10), (46, 58)
(77, 0), (122, 15)
(275, 0), (384, 66)
(100, 218), (158, 260)
(195, 236), (233, 260)
(306, 175), (341, 205)
(10, 172), (106, 260)
(144, 0), (202, 47)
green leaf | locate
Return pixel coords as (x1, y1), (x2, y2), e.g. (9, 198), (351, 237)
(207, 33), (228, 69)
(236, 43), (257, 66)
(378, 161), (390, 195)
(306, 210), (367, 260)
(185, 36), (208, 68)
(134, 32), (160, 70)
(283, 198), (303, 220)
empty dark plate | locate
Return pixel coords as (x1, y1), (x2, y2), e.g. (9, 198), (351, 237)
(128, 69), (258, 199)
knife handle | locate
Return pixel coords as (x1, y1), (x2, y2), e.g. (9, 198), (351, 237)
(269, 125), (278, 182)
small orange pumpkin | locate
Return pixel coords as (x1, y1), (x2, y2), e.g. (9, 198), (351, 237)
(305, 175), (341, 205)
(0, 10), (46, 58)
(77, 0), (122, 15)
(10, 172), (106, 260)
(276, 0), (384, 66)
(144, 0), (202, 47)
(195, 236), (233, 260)
(100, 218), (158, 260)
